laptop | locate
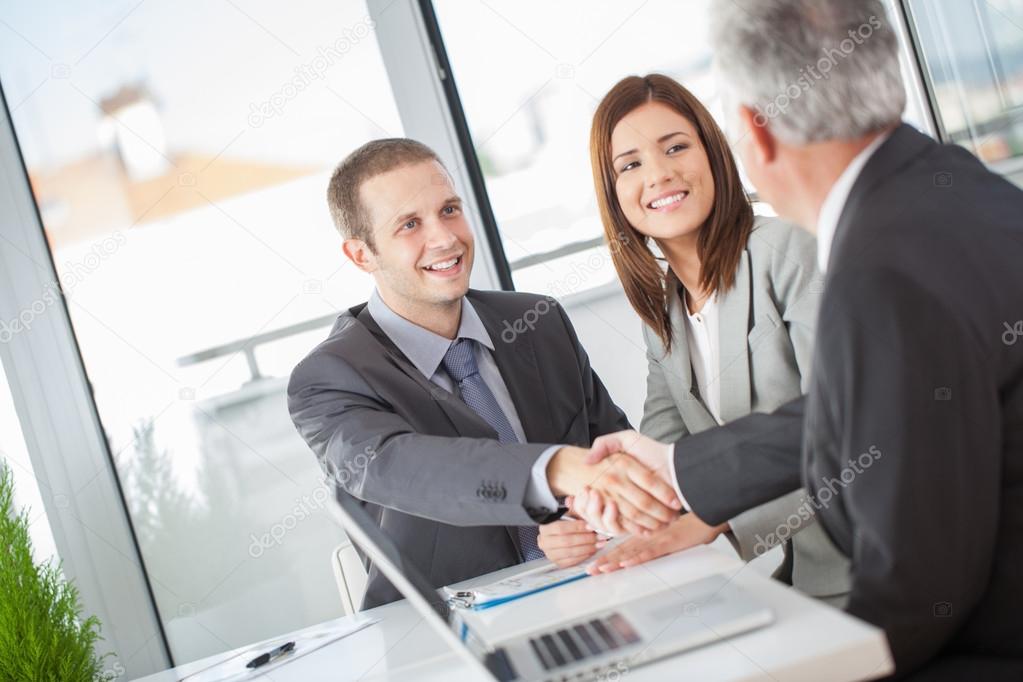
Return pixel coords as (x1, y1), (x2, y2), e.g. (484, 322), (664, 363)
(331, 493), (774, 681)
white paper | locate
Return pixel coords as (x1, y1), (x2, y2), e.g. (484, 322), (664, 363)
(181, 616), (379, 681)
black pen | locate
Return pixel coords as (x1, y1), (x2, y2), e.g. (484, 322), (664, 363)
(245, 641), (295, 669)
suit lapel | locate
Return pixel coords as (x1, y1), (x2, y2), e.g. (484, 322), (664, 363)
(355, 306), (497, 439)
(469, 294), (557, 443)
(467, 294), (554, 561)
(664, 273), (718, 433)
(716, 250), (752, 424)
(355, 302), (528, 560)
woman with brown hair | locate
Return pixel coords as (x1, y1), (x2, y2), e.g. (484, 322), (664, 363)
(537, 74), (850, 604)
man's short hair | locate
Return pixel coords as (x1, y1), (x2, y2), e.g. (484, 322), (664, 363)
(326, 138), (444, 248)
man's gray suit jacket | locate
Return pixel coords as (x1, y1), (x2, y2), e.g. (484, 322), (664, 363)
(288, 289), (629, 609)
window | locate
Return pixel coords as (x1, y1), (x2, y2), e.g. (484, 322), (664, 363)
(432, 0), (719, 295)
(906, 0), (1023, 165)
(0, 0), (402, 664)
(432, 0), (931, 295)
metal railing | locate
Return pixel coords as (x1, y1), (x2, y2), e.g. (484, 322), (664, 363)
(176, 313), (338, 382)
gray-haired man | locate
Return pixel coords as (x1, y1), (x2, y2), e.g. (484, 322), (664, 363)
(580, 1), (1023, 678)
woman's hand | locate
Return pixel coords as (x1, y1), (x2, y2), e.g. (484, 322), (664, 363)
(537, 518), (607, 568)
(586, 513), (728, 575)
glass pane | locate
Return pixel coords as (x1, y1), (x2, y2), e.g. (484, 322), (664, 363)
(908, 0), (1023, 162)
(435, 1), (932, 292)
(0, 0), (402, 664)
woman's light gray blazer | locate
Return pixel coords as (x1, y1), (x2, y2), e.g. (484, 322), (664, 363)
(640, 216), (850, 601)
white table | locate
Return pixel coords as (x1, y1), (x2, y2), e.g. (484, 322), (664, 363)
(136, 546), (893, 681)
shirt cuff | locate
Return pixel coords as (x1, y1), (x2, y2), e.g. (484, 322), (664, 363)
(668, 443), (693, 512)
(525, 445), (562, 516)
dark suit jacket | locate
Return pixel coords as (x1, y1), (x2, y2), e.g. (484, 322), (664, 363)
(287, 289), (629, 608)
(670, 124), (1023, 679)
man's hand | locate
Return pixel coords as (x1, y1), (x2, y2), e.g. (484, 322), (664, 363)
(547, 445), (681, 535)
(585, 513), (728, 575)
(564, 431), (677, 535)
(537, 518), (605, 568)
(587, 430), (673, 476)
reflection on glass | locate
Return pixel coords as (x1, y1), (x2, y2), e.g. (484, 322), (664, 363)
(909, 0), (1023, 162)
(434, 0), (716, 295)
(0, 0), (401, 664)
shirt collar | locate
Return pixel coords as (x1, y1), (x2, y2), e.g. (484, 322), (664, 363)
(367, 290), (494, 380)
(815, 130), (892, 272)
(683, 291), (717, 322)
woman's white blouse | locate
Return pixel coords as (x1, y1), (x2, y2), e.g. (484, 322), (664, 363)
(683, 291), (724, 425)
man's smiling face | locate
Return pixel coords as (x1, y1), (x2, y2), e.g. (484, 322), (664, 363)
(356, 160), (474, 313)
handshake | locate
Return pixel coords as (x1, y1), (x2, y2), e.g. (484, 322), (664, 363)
(544, 430), (728, 574)
(546, 430), (680, 535)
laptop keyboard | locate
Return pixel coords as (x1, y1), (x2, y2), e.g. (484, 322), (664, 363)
(529, 613), (641, 671)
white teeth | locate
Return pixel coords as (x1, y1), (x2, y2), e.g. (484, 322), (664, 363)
(649, 192), (687, 209)
(426, 257), (459, 271)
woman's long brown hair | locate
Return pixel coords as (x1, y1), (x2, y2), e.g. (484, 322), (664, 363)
(590, 74), (753, 352)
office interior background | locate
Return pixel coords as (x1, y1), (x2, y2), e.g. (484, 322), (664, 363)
(0, 0), (1021, 677)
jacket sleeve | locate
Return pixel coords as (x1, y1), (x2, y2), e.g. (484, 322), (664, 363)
(287, 350), (553, 526)
(672, 396), (806, 524)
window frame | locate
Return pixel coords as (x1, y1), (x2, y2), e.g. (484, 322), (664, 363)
(898, 0), (1023, 179)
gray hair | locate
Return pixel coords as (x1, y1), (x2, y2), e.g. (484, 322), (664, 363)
(710, 0), (905, 144)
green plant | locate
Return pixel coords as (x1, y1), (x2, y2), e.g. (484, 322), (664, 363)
(0, 461), (110, 680)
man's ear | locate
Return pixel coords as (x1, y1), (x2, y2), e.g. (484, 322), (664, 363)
(342, 238), (377, 273)
(739, 105), (777, 166)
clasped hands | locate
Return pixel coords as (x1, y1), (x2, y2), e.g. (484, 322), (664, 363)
(545, 430), (728, 574)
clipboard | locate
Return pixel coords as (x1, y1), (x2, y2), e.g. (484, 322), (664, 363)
(443, 563), (589, 611)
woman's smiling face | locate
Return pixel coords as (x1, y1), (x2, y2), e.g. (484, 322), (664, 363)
(610, 101), (716, 241)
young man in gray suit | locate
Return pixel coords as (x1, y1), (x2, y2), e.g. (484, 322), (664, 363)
(578, 0), (1023, 678)
(287, 139), (681, 609)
